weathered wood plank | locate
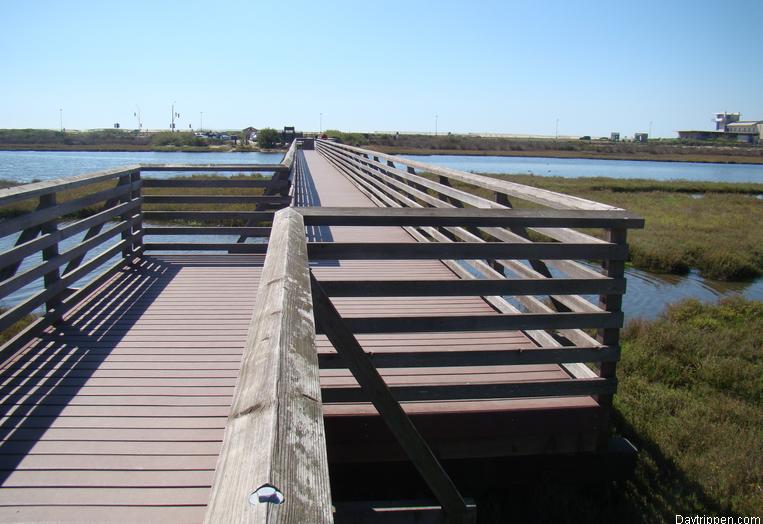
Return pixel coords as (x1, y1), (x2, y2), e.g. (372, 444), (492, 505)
(204, 208), (332, 524)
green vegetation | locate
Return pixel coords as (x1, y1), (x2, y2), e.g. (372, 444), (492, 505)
(0, 128), (284, 152)
(477, 298), (763, 522)
(325, 131), (763, 164)
(441, 174), (763, 281)
(0, 308), (38, 345)
(256, 128), (280, 149)
(613, 297), (763, 519)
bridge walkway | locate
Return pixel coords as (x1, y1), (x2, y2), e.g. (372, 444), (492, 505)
(300, 150), (601, 463)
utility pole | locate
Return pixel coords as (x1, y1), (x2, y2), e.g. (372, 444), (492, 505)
(171, 101), (180, 132)
(435, 114), (438, 136)
(200, 112), (203, 132)
(555, 118), (559, 140)
(59, 108), (63, 132)
(134, 106), (142, 131)
(649, 120), (653, 138)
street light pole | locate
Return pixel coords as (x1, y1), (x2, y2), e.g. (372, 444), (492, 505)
(59, 108), (63, 132)
(320, 113), (322, 134)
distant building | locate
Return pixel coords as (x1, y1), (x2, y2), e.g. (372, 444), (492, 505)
(678, 112), (761, 144)
(610, 132), (620, 142)
(634, 133), (648, 143)
(715, 112), (740, 131)
(725, 121), (763, 144)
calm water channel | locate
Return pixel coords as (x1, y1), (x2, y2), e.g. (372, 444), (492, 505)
(1, 150), (761, 319)
(402, 154), (763, 183)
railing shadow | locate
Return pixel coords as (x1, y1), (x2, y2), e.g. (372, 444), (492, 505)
(0, 257), (179, 481)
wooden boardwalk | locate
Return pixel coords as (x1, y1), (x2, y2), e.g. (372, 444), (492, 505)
(0, 255), (264, 522)
(0, 141), (642, 521)
(301, 150), (601, 462)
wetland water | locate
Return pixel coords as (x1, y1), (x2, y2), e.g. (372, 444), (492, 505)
(402, 154), (763, 183)
(1, 150), (761, 319)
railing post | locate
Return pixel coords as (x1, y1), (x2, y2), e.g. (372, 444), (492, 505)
(118, 173), (134, 259)
(596, 227), (627, 449)
(131, 169), (143, 253)
(39, 193), (62, 312)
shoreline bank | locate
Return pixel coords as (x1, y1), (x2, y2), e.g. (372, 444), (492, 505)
(370, 145), (763, 165)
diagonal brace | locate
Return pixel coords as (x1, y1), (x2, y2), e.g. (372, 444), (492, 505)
(310, 272), (472, 523)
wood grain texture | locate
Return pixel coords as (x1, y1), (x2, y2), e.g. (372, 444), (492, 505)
(204, 208), (332, 524)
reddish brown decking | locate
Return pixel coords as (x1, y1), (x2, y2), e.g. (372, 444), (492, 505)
(0, 255), (264, 522)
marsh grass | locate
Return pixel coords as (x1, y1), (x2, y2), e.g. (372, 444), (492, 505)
(0, 308), (37, 345)
(421, 173), (763, 281)
(474, 298), (763, 522)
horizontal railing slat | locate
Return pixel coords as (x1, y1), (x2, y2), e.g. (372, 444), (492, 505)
(297, 206), (644, 228)
(321, 377), (616, 403)
(142, 211), (274, 221)
(0, 166), (140, 206)
(143, 226), (271, 236)
(141, 179), (270, 188)
(316, 312), (623, 334)
(140, 164), (287, 172)
(307, 242), (627, 260)
(319, 278), (625, 297)
(318, 345), (620, 368)
(142, 195), (290, 205)
(142, 243), (268, 253)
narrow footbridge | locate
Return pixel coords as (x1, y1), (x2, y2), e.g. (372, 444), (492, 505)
(0, 139), (643, 522)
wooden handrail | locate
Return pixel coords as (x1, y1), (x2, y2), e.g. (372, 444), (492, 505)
(317, 139), (620, 210)
(205, 207), (332, 524)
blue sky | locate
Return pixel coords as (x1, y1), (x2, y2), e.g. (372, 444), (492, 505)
(1, 0), (761, 137)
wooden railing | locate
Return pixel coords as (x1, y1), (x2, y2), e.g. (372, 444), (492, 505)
(314, 138), (643, 444)
(0, 140), (643, 522)
(0, 144), (298, 352)
(204, 207), (332, 524)
(0, 166), (143, 353)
